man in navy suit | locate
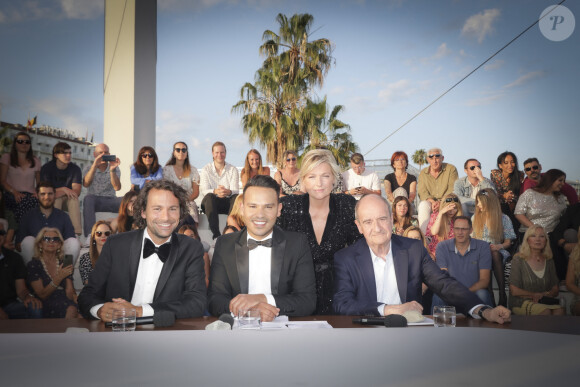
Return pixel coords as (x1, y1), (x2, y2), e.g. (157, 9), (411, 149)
(333, 194), (510, 323)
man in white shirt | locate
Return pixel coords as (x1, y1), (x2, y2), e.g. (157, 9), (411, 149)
(199, 142), (240, 239)
(208, 175), (316, 322)
(342, 153), (381, 200)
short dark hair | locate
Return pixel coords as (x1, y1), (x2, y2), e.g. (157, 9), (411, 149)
(523, 157), (539, 166)
(132, 180), (189, 229)
(36, 181), (55, 194)
(243, 175), (280, 200)
(463, 158), (479, 169)
(350, 153), (364, 164)
(454, 216), (472, 228)
(52, 142), (71, 160)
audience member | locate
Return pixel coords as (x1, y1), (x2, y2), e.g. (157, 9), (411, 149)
(277, 149), (362, 314)
(178, 224), (210, 288)
(209, 175), (316, 321)
(226, 194), (244, 232)
(342, 153), (380, 200)
(130, 146), (163, 191)
(565, 229), (580, 316)
(0, 131), (40, 222)
(333, 194), (510, 324)
(240, 149), (271, 188)
(509, 225), (564, 315)
(417, 148), (458, 233)
(384, 151), (416, 203)
(78, 221), (112, 286)
(109, 191), (138, 233)
(0, 221), (42, 319)
(553, 203), (580, 255)
(490, 151), (524, 230)
(27, 227), (78, 318)
(0, 194), (17, 249)
(82, 143), (122, 237)
(391, 196), (418, 236)
(433, 217), (493, 309)
(472, 189), (516, 307)
(17, 182), (80, 265)
(521, 158), (577, 204)
(425, 193), (462, 259)
(40, 142), (82, 235)
(163, 141), (201, 223)
(454, 158), (496, 217)
(199, 142), (240, 240)
(222, 225), (239, 235)
(273, 150), (302, 196)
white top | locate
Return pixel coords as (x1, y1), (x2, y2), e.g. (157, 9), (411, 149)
(341, 168), (380, 199)
(162, 165), (200, 196)
(369, 246), (402, 316)
(199, 162), (240, 197)
(247, 232), (276, 306)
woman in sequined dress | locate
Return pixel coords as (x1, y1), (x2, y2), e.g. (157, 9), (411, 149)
(277, 149), (362, 314)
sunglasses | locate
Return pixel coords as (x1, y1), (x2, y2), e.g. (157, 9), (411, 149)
(445, 197), (459, 203)
(43, 236), (61, 243)
(524, 165), (539, 172)
(95, 231), (111, 237)
(174, 148), (187, 153)
(469, 165), (481, 170)
(16, 139), (32, 145)
(286, 157), (297, 162)
(428, 154), (441, 159)
(141, 153), (154, 158)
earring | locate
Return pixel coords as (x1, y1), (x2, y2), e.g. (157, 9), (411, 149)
(56, 248), (61, 254)
(92, 240), (96, 245)
(39, 247), (43, 254)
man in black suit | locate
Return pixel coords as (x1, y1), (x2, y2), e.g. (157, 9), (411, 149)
(78, 180), (206, 322)
(334, 194), (510, 323)
(208, 175), (316, 321)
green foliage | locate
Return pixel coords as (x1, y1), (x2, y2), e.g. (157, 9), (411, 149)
(412, 149), (427, 171)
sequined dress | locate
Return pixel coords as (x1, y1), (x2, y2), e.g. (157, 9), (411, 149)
(514, 190), (567, 233)
(277, 194), (362, 314)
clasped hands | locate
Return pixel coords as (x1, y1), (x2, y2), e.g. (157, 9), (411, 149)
(98, 298), (143, 323)
(229, 294), (280, 322)
(214, 185), (231, 198)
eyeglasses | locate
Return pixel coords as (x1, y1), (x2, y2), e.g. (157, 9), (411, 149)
(174, 148), (187, 153)
(286, 157), (297, 162)
(445, 197), (459, 203)
(141, 153), (154, 158)
(43, 236), (61, 243)
(428, 154), (441, 159)
(469, 165), (481, 170)
(16, 139), (31, 145)
(524, 165), (539, 172)
(95, 231), (111, 237)
(393, 158), (405, 162)
(59, 151), (72, 155)
(0, 230), (6, 236)
(479, 190), (489, 196)
(454, 227), (471, 232)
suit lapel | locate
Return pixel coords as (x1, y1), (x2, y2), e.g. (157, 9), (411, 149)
(357, 240), (378, 303)
(270, 226), (285, 295)
(129, 229), (145, 295)
(391, 237), (409, 303)
(154, 233), (179, 300)
(235, 229), (250, 295)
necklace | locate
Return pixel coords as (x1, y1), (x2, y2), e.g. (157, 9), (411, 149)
(40, 257), (64, 290)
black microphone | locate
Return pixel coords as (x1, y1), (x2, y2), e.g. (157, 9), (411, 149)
(352, 314), (408, 327)
(105, 310), (176, 328)
(205, 313), (234, 330)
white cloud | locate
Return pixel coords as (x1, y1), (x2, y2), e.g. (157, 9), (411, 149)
(503, 71), (545, 89)
(484, 59), (504, 71)
(0, 0), (103, 23)
(462, 9), (500, 43)
(60, 0), (103, 19)
(378, 79), (417, 104)
(32, 97), (100, 137)
(419, 43), (452, 65)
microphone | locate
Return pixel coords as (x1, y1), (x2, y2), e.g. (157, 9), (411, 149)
(105, 310), (176, 328)
(205, 313), (234, 331)
(352, 314), (408, 327)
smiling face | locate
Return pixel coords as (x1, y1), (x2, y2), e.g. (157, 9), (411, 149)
(302, 162), (335, 200)
(173, 142), (188, 162)
(499, 154), (515, 175)
(550, 176), (565, 192)
(40, 230), (62, 254)
(241, 186), (281, 240)
(524, 160), (541, 180)
(248, 152), (261, 170)
(212, 145), (226, 164)
(141, 188), (181, 244)
(527, 227), (547, 251)
(38, 186), (56, 209)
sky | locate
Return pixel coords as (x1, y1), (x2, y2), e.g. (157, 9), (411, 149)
(1, 0), (579, 182)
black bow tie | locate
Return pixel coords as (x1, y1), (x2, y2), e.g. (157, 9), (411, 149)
(143, 238), (172, 263)
(247, 238), (273, 250)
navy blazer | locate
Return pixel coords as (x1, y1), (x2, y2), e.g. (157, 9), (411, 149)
(333, 235), (482, 316)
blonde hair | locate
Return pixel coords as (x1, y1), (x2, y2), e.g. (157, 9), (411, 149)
(437, 193), (463, 240)
(229, 194), (245, 228)
(403, 226), (428, 250)
(570, 228), (580, 276)
(242, 149), (265, 177)
(299, 149), (340, 191)
(33, 227), (64, 260)
(472, 188), (504, 243)
(517, 225), (553, 260)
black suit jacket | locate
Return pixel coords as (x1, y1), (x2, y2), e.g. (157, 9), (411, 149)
(208, 226), (316, 317)
(333, 235), (482, 316)
(78, 230), (207, 319)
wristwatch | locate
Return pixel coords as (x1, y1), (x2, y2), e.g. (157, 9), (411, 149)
(477, 305), (492, 319)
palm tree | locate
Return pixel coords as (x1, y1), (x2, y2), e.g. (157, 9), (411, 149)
(412, 149), (427, 171)
(0, 126), (12, 154)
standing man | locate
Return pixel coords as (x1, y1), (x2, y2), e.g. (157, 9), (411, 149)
(434, 216), (493, 308)
(453, 159), (496, 217)
(333, 194), (510, 324)
(40, 142), (83, 235)
(200, 142), (240, 239)
(342, 153), (381, 200)
(208, 175), (316, 321)
(78, 180), (207, 321)
(521, 157), (577, 204)
(82, 143), (122, 237)
(16, 182), (80, 264)
(417, 148), (458, 233)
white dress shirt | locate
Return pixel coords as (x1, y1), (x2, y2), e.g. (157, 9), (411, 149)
(247, 232), (276, 307)
(370, 246), (402, 316)
(341, 169), (381, 200)
(199, 162), (240, 197)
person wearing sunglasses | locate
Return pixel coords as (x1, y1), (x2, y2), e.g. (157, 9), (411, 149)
(453, 158), (496, 217)
(273, 150), (303, 196)
(130, 146), (163, 191)
(417, 148), (458, 234)
(342, 153), (381, 200)
(240, 149), (271, 188)
(163, 141), (201, 223)
(78, 221), (112, 285)
(425, 193), (463, 259)
(0, 132), (40, 223)
(40, 142), (83, 236)
(521, 157), (577, 205)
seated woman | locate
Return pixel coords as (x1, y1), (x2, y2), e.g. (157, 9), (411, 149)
(509, 225), (564, 315)
(163, 141), (201, 223)
(241, 149), (271, 188)
(130, 146), (163, 191)
(565, 228), (580, 316)
(178, 224), (210, 288)
(27, 227), (78, 318)
(384, 151), (416, 203)
(425, 193), (462, 259)
(472, 188), (516, 307)
(109, 191), (138, 233)
(274, 150), (302, 196)
(78, 221), (112, 286)
(403, 225), (433, 309)
(392, 196), (418, 236)
(490, 151), (524, 230)
(225, 194), (244, 232)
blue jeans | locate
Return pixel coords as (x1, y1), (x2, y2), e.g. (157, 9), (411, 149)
(2, 301), (43, 319)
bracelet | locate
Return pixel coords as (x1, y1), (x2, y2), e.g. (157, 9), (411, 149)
(50, 281), (58, 288)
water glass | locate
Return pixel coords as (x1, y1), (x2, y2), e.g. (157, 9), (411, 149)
(433, 306), (456, 327)
(238, 309), (261, 330)
(111, 308), (137, 332)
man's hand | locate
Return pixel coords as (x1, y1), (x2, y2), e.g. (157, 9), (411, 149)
(474, 167), (485, 182)
(22, 294), (42, 310)
(109, 157), (121, 170)
(428, 198), (440, 212)
(383, 301), (423, 316)
(112, 298), (143, 317)
(98, 299), (142, 322)
(251, 302), (280, 322)
(229, 294), (267, 316)
(0, 307), (9, 320)
(214, 185), (231, 198)
(481, 305), (511, 324)
(59, 187), (78, 199)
